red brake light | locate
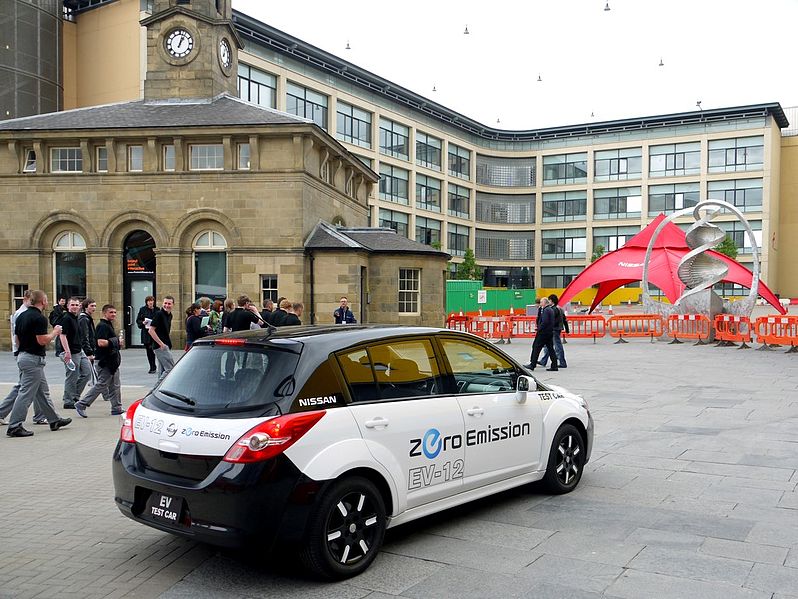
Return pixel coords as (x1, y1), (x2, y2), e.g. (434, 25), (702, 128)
(223, 411), (325, 464)
(120, 399), (143, 443)
(215, 338), (247, 346)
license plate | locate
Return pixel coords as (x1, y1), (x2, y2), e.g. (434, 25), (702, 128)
(145, 491), (184, 526)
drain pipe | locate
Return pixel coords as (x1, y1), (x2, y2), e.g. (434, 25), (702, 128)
(308, 251), (315, 324)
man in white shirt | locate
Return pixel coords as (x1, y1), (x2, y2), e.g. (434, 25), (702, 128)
(0, 290), (46, 425)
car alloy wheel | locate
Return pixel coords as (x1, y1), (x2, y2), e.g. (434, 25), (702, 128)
(543, 423), (585, 494)
(300, 476), (386, 579)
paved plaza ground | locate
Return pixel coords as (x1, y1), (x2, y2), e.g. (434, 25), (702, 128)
(1, 325), (797, 598)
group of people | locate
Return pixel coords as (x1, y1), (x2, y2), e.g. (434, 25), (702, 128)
(0, 290), (124, 437)
(525, 293), (569, 372)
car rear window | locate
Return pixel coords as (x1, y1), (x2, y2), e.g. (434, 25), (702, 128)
(153, 345), (300, 413)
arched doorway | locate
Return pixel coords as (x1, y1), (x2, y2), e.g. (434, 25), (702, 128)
(123, 230), (156, 346)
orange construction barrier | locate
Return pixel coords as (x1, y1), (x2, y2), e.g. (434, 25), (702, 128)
(754, 315), (798, 353)
(713, 314), (753, 349)
(607, 314), (664, 344)
(563, 315), (607, 344)
(666, 314), (712, 345)
(507, 315), (537, 339)
(469, 316), (512, 344)
(445, 314), (470, 333)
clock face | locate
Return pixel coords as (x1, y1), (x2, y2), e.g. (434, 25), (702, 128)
(219, 38), (232, 68)
(166, 29), (194, 58)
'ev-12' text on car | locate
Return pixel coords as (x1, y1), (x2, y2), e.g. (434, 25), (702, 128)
(113, 325), (593, 578)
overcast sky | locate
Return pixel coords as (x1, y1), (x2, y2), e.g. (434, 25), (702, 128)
(232, 0), (798, 130)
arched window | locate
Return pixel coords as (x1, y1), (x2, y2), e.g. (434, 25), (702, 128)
(53, 231), (87, 300)
(193, 230), (227, 300)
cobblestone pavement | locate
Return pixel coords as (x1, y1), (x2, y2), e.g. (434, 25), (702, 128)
(1, 335), (797, 598)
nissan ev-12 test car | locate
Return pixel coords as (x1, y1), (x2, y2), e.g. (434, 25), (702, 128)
(113, 325), (593, 579)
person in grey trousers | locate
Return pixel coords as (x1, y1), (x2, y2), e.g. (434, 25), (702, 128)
(148, 295), (175, 381)
(57, 297), (91, 409)
(0, 290), (46, 426)
(75, 304), (123, 417)
(6, 290), (72, 438)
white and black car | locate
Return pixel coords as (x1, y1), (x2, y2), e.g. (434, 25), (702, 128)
(113, 325), (593, 579)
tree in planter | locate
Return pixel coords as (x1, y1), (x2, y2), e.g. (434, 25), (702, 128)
(714, 235), (738, 260)
(591, 244), (606, 263)
(455, 248), (483, 281)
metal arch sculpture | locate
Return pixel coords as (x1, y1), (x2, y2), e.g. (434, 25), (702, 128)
(641, 199), (760, 318)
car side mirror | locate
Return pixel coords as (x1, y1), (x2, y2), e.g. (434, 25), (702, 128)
(516, 375), (531, 403)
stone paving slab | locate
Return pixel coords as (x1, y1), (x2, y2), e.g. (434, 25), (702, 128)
(0, 334), (797, 598)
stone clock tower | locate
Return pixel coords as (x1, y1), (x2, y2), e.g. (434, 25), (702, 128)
(141, 0), (242, 101)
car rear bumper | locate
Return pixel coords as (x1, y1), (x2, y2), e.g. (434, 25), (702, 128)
(112, 441), (325, 548)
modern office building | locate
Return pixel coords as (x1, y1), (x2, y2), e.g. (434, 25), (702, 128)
(0, 0), (795, 347)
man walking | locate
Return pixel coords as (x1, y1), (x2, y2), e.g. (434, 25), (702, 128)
(260, 298), (274, 324)
(227, 295), (265, 331)
(538, 294), (569, 369)
(75, 304), (123, 417)
(6, 290), (72, 437)
(333, 296), (357, 324)
(58, 297), (91, 409)
(0, 290), (46, 426)
(525, 297), (558, 372)
(148, 295), (175, 380)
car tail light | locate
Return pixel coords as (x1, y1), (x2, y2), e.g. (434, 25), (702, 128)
(120, 399), (143, 443)
(214, 338), (246, 346)
(223, 411), (325, 464)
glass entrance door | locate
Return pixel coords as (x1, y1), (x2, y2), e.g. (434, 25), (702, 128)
(123, 231), (156, 347)
(127, 279), (154, 348)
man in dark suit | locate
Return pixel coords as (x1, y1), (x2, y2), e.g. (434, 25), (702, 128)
(525, 297), (558, 371)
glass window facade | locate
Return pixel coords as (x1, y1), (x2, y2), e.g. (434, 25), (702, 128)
(476, 155), (535, 187)
(475, 192), (535, 224)
(261, 274), (278, 304)
(447, 223), (469, 256)
(593, 186), (642, 219)
(448, 143), (470, 179)
(416, 174), (441, 212)
(717, 220), (762, 255)
(542, 190), (587, 222)
(163, 145), (175, 171)
(541, 228), (587, 260)
(415, 216), (441, 246)
(543, 152), (587, 185)
(648, 182), (700, 215)
(238, 143), (250, 170)
(286, 82), (328, 130)
(416, 132), (442, 170)
(379, 208), (409, 237)
(592, 225), (640, 252)
(398, 268), (420, 313)
(337, 101), (372, 148)
(379, 118), (409, 159)
(541, 266), (583, 288)
(238, 63), (277, 108)
(53, 232), (86, 300)
(475, 229), (534, 260)
(649, 142), (701, 177)
(50, 147), (82, 172)
(193, 231), (227, 300)
(594, 148), (642, 181)
(23, 148), (36, 173)
(128, 145), (143, 172)
(95, 147), (107, 173)
(708, 136), (764, 173)
(190, 144), (224, 170)
(379, 164), (409, 204)
(448, 183), (470, 218)
(707, 178), (762, 212)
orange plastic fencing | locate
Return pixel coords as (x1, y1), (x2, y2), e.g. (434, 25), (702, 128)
(469, 316), (513, 344)
(445, 314), (471, 333)
(754, 315), (798, 353)
(666, 314), (712, 345)
(607, 314), (665, 343)
(713, 314), (753, 348)
(563, 315), (607, 343)
(507, 315), (538, 338)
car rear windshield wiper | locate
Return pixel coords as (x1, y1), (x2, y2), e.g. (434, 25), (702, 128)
(159, 389), (196, 406)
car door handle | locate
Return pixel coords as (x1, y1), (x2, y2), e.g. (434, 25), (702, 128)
(364, 417), (389, 429)
(466, 407), (484, 416)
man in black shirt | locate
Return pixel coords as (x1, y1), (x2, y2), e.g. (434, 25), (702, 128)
(270, 298), (289, 327)
(524, 297), (558, 371)
(6, 290), (72, 437)
(260, 298), (274, 324)
(148, 295), (175, 381)
(58, 297), (91, 409)
(76, 304), (123, 417)
(228, 295), (265, 331)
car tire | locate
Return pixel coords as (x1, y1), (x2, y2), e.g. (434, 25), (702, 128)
(299, 475), (387, 579)
(542, 423), (585, 494)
